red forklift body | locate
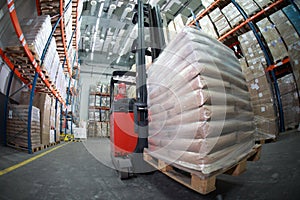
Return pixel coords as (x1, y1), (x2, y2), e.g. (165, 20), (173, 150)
(110, 99), (138, 157)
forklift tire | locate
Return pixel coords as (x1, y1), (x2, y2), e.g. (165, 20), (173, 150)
(118, 170), (129, 180)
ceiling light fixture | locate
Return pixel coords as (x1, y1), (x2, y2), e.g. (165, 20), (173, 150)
(90, 0), (97, 6)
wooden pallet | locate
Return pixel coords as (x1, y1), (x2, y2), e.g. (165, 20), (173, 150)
(7, 142), (43, 153)
(255, 137), (276, 144)
(144, 144), (261, 195)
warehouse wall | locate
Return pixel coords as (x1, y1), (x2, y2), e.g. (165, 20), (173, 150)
(79, 61), (130, 121)
(79, 72), (110, 121)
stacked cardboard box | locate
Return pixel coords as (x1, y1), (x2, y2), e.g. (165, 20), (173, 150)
(147, 27), (255, 175)
(256, 18), (289, 62)
(7, 105), (41, 149)
(269, 10), (300, 96)
(199, 15), (218, 39)
(87, 122), (97, 137)
(209, 8), (231, 36)
(222, 3), (244, 27)
(238, 31), (278, 139)
(236, 0), (260, 16)
(277, 74), (300, 128)
(96, 122), (110, 137)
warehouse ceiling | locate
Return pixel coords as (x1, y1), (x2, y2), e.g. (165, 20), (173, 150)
(79, 0), (204, 70)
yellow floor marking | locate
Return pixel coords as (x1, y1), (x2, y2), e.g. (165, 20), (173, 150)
(0, 143), (68, 176)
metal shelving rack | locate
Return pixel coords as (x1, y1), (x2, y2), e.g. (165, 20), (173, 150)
(188, 0), (299, 132)
(0, 0), (82, 153)
(88, 87), (110, 137)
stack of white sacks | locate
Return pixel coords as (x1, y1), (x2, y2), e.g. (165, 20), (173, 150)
(146, 27), (255, 174)
(5, 15), (65, 98)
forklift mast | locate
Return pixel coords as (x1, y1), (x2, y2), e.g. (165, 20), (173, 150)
(133, 0), (165, 153)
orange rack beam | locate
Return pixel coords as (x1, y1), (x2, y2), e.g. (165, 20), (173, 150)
(7, 0), (66, 106)
(74, 0), (79, 70)
(266, 57), (290, 72)
(218, 0), (284, 41)
(60, 0), (72, 77)
(0, 48), (32, 89)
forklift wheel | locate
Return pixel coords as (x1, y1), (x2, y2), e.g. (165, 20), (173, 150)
(118, 170), (129, 180)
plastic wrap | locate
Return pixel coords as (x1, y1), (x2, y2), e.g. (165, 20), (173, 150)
(256, 18), (289, 62)
(147, 26), (255, 174)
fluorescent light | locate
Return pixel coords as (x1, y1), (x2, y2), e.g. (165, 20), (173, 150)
(98, 2), (104, 17)
(116, 57), (121, 64)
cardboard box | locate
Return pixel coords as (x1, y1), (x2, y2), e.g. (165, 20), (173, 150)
(288, 42), (300, 94)
(73, 128), (87, 139)
(238, 31), (266, 62)
(277, 74), (297, 95)
(257, 18), (289, 62)
(242, 58), (266, 82)
(19, 92), (51, 144)
(269, 10), (299, 47)
(7, 105), (41, 148)
(247, 75), (272, 96)
(254, 116), (278, 137)
(252, 103), (277, 118)
(281, 91), (300, 128)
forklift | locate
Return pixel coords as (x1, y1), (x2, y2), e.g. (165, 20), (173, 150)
(109, 0), (165, 179)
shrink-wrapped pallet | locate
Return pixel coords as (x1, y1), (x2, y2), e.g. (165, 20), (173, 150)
(19, 92), (52, 145)
(4, 15), (60, 87)
(253, 0), (273, 9)
(222, 3), (244, 27)
(256, 18), (289, 62)
(238, 31), (266, 63)
(199, 16), (218, 39)
(283, 5), (300, 35)
(201, 0), (215, 8)
(7, 105), (41, 149)
(269, 10), (300, 95)
(269, 10), (299, 47)
(147, 27), (255, 174)
(236, 0), (260, 16)
(277, 74), (300, 128)
(173, 14), (188, 33)
(209, 8), (231, 36)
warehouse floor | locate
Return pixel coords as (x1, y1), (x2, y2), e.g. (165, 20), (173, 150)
(0, 129), (300, 200)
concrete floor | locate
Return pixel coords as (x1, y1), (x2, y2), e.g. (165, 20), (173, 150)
(0, 130), (300, 200)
